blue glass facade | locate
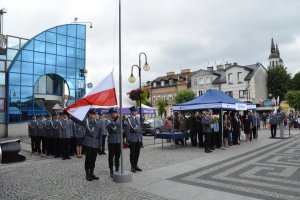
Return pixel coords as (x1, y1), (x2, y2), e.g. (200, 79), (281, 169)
(6, 24), (86, 123)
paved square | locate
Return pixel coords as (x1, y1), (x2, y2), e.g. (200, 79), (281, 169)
(169, 136), (300, 200)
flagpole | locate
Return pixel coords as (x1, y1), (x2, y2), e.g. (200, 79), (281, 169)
(113, 0), (132, 183)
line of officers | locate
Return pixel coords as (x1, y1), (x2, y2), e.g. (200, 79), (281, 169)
(28, 106), (143, 181)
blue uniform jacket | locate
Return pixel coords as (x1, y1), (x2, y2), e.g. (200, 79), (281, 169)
(124, 116), (143, 143)
(73, 122), (85, 138)
(106, 117), (121, 144)
(83, 118), (103, 149)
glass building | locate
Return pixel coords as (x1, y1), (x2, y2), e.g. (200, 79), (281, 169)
(0, 24), (87, 125)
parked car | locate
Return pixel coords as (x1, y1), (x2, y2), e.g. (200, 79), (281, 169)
(142, 118), (165, 136)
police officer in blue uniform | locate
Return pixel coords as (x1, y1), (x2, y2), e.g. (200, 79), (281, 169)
(52, 112), (62, 158)
(124, 106), (143, 172)
(83, 109), (103, 181)
(37, 115), (45, 154)
(28, 114), (38, 153)
(44, 113), (52, 156)
(60, 111), (73, 160)
(106, 108), (121, 177)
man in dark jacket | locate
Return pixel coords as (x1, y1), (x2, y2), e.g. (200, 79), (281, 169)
(269, 111), (278, 138)
(202, 110), (212, 153)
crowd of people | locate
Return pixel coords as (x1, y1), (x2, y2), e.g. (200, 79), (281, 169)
(28, 106), (143, 181)
(164, 109), (261, 153)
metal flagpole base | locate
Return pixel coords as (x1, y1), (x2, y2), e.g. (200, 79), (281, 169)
(113, 171), (132, 183)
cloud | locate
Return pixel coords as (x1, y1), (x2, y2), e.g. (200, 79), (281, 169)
(3, 0), (300, 94)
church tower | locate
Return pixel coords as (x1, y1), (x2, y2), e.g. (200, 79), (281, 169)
(269, 38), (283, 67)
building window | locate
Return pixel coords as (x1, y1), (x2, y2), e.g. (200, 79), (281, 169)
(152, 96), (156, 102)
(206, 77), (211, 84)
(198, 90), (203, 96)
(169, 79), (173, 85)
(225, 91), (233, 97)
(228, 73), (232, 84)
(239, 90), (247, 98)
(0, 72), (5, 85)
(199, 78), (204, 85)
(161, 81), (165, 86)
(0, 60), (5, 71)
(237, 72), (242, 83)
(153, 82), (157, 87)
(194, 78), (197, 85)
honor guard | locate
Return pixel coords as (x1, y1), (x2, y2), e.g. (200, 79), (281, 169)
(28, 114), (38, 153)
(83, 109), (103, 181)
(99, 113), (108, 155)
(124, 106), (143, 173)
(73, 120), (85, 158)
(37, 115), (45, 154)
(106, 108), (121, 178)
(60, 111), (73, 160)
(44, 113), (52, 156)
(51, 112), (62, 158)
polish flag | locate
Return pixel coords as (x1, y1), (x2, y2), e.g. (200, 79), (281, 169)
(65, 71), (117, 120)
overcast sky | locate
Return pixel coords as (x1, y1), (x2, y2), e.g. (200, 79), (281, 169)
(3, 0), (300, 94)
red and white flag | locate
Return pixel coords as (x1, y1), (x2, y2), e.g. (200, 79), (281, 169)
(65, 71), (117, 120)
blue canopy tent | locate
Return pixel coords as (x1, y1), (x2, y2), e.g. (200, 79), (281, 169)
(172, 89), (256, 147)
(172, 89), (255, 111)
(96, 104), (156, 115)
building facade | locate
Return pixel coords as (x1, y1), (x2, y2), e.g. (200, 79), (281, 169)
(0, 24), (87, 137)
(145, 69), (195, 117)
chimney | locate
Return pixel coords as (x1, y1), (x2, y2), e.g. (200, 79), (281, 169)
(181, 69), (190, 74)
(207, 66), (213, 71)
(216, 65), (224, 70)
(167, 72), (175, 76)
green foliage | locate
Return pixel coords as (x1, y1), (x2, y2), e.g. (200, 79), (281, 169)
(128, 88), (150, 107)
(291, 72), (300, 90)
(157, 99), (166, 118)
(174, 89), (196, 104)
(267, 65), (291, 99)
(285, 90), (300, 110)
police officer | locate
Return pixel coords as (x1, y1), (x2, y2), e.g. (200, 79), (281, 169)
(99, 113), (109, 155)
(106, 108), (121, 178)
(60, 111), (73, 160)
(83, 109), (103, 181)
(28, 114), (38, 153)
(73, 120), (85, 158)
(44, 113), (52, 156)
(52, 112), (62, 158)
(37, 115), (45, 154)
(124, 106), (143, 172)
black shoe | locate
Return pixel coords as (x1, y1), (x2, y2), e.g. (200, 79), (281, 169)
(101, 152), (107, 155)
(135, 167), (142, 172)
(115, 167), (119, 172)
(62, 157), (66, 160)
(110, 171), (114, 178)
(66, 157), (71, 159)
(131, 168), (136, 173)
(205, 150), (212, 153)
(86, 174), (93, 181)
(98, 153), (102, 155)
(91, 173), (99, 180)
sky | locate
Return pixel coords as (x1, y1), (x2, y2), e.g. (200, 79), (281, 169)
(2, 0), (300, 94)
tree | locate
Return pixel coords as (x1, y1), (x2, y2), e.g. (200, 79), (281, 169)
(157, 99), (166, 118)
(174, 89), (196, 104)
(291, 72), (300, 90)
(285, 90), (300, 110)
(267, 65), (291, 100)
(128, 88), (150, 107)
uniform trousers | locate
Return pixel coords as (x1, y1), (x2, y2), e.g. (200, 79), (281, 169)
(41, 137), (46, 153)
(129, 142), (141, 169)
(61, 138), (70, 159)
(108, 143), (121, 172)
(85, 147), (98, 171)
(101, 135), (107, 153)
(30, 137), (36, 152)
(35, 137), (41, 153)
(52, 138), (60, 157)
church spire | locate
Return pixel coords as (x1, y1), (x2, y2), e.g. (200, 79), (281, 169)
(276, 43), (280, 55)
(271, 38), (276, 53)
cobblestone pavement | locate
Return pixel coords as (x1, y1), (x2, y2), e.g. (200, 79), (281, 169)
(1, 129), (299, 200)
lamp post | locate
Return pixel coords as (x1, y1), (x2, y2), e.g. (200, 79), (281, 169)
(128, 52), (150, 124)
(0, 8), (7, 35)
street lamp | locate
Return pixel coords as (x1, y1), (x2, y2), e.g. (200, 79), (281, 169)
(0, 8), (7, 35)
(128, 52), (150, 123)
